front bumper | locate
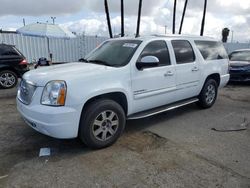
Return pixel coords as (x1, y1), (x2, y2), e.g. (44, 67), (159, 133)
(229, 72), (250, 82)
(16, 93), (80, 139)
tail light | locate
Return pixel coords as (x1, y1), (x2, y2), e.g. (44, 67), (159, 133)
(19, 59), (28, 65)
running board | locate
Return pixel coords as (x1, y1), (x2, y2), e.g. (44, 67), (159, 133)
(127, 98), (199, 120)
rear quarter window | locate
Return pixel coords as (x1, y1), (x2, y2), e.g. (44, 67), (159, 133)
(194, 40), (228, 60)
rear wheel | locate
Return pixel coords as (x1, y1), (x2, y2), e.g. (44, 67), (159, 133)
(198, 79), (218, 108)
(0, 70), (18, 89)
(79, 99), (126, 149)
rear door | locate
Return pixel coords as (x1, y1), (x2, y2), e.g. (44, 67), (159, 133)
(171, 40), (201, 99)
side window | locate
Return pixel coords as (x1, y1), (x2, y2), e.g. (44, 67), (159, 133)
(194, 40), (228, 60)
(0, 45), (19, 56)
(171, 40), (195, 64)
(139, 40), (171, 66)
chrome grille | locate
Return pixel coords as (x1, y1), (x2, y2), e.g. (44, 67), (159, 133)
(18, 80), (37, 105)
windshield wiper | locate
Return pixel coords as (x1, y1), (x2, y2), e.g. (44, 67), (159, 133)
(88, 59), (111, 66)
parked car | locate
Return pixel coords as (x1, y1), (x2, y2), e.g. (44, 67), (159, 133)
(34, 57), (50, 69)
(0, 43), (29, 89)
(229, 49), (250, 82)
(17, 35), (229, 149)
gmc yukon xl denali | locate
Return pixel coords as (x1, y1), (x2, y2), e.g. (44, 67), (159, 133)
(17, 35), (230, 149)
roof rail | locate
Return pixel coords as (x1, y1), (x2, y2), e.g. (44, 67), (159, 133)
(151, 34), (214, 39)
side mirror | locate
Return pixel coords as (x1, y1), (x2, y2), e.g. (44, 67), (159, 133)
(136, 56), (159, 70)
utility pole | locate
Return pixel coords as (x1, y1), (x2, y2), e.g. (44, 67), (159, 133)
(51, 17), (56, 24)
(164, 25), (167, 34)
(231, 30), (234, 43)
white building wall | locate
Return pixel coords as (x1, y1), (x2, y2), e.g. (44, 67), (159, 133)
(0, 33), (107, 63)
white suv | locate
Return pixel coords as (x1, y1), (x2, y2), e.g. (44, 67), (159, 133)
(17, 35), (230, 148)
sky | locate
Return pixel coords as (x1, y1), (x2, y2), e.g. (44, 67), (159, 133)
(0, 0), (249, 42)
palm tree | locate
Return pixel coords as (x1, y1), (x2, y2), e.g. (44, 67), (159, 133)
(179, 0), (188, 34)
(136, 0), (143, 37)
(104, 0), (113, 38)
(200, 0), (207, 36)
(172, 0), (177, 34)
(121, 0), (125, 37)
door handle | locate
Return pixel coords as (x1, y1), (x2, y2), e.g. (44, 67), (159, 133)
(164, 71), (174, 77)
(192, 67), (199, 71)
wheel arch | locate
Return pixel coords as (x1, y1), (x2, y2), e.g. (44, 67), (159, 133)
(204, 73), (220, 88)
(81, 92), (128, 116)
(0, 65), (20, 77)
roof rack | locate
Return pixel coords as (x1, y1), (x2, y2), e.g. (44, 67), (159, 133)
(151, 34), (214, 39)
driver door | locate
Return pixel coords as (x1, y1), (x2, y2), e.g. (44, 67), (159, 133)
(131, 40), (176, 113)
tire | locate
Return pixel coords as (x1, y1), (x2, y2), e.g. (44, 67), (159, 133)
(79, 99), (126, 149)
(0, 70), (18, 89)
(197, 79), (218, 109)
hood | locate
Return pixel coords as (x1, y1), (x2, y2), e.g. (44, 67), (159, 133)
(229, 61), (250, 67)
(23, 62), (113, 86)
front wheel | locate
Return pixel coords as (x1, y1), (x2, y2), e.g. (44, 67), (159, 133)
(197, 79), (218, 108)
(79, 99), (126, 149)
(0, 70), (18, 89)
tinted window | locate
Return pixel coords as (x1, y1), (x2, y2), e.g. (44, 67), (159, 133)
(0, 45), (19, 56)
(171, 40), (195, 64)
(229, 51), (250, 61)
(139, 40), (171, 66)
(194, 40), (228, 60)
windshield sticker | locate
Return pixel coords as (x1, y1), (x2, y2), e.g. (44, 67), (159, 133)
(123, 43), (138, 48)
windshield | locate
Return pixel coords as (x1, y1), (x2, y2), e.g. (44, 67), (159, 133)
(229, 51), (250, 61)
(85, 40), (142, 67)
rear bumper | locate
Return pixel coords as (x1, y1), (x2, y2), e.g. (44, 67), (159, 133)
(15, 66), (30, 77)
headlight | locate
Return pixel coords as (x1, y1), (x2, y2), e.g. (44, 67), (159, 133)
(41, 81), (67, 106)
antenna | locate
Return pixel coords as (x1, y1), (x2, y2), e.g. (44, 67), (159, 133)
(104, 0), (113, 38)
(136, 0), (143, 38)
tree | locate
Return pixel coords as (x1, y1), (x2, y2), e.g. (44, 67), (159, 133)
(173, 0), (177, 34)
(200, 0), (207, 36)
(121, 0), (125, 37)
(136, 0), (143, 37)
(104, 0), (113, 38)
(179, 0), (188, 34)
(222, 28), (230, 43)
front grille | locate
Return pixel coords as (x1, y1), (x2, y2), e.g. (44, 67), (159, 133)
(18, 79), (37, 105)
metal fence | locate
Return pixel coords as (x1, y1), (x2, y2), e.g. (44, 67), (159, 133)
(0, 33), (249, 63)
(0, 33), (107, 63)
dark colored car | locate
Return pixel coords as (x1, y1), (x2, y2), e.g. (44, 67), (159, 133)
(229, 49), (250, 82)
(0, 43), (29, 89)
